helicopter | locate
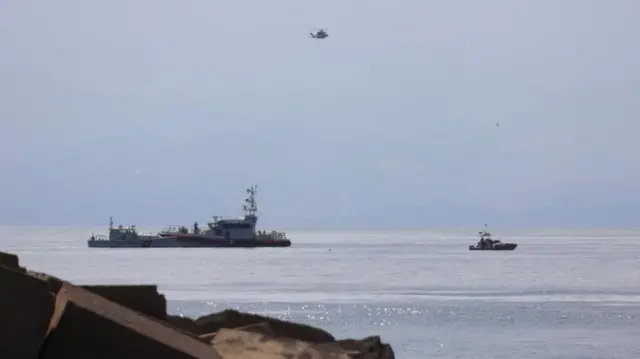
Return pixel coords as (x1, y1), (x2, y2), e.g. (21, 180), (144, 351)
(309, 29), (328, 39)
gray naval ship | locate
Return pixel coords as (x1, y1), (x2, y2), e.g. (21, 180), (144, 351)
(468, 224), (517, 251)
(87, 185), (291, 248)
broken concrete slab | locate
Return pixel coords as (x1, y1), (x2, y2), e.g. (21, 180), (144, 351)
(0, 251), (20, 269)
(0, 264), (56, 359)
(81, 284), (167, 320)
(41, 282), (220, 359)
(27, 270), (64, 293)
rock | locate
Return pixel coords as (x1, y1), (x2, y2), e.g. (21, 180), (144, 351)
(0, 251), (395, 359)
(195, 309), (335, 343)
(0, 251), (20, 269)
(199, 320), (395, 359)
(336, 336), (395, 359)
(199, 322), (275, 343)
(166, 315), (202, 333)
(235, 322), (276, 336)
(41, 282), (221, 359)
(211, 328), (353, 359)
(81, 284), (167, 320)
(0, 264), (56, 359)
(199, 332), (218, 343)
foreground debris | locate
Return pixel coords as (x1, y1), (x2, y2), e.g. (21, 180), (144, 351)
(0, 251), (395, 359)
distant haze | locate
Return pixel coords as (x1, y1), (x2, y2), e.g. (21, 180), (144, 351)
(1, 1), (638, 228)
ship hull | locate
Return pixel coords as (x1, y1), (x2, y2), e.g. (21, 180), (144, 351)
(468, 243), (517, 251)
(87, 235), (291, 248)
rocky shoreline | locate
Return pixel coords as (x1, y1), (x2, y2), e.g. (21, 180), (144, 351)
(0, 251), (395, 358)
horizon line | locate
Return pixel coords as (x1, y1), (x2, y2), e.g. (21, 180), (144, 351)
(1, 224), (639, 232)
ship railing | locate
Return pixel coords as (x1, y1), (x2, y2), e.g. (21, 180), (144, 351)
(269, 231), (288, 241)
(138, 232), (157, 237)
(255, 230), (288, 241)
(90, 234), (108, 241)
(160, 226), (183, 233)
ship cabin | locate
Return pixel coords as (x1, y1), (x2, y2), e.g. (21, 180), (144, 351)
(201, 185), (262, 240)
(108, 225), (141, 241)
(478, 224), (493, 241)
(90, 217), (140, 242)
(205, 215), (257, 240)
(477, 224), (498, 248)
(478, 229), (492, 242)
(158, 185), (274, 241)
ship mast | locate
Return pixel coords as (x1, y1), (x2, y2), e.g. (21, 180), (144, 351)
(243, 185), (258, 217)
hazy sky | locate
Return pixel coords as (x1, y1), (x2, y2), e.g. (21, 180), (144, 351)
(1, 1), (638, 228)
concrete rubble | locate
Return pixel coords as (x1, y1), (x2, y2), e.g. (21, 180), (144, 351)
(0, 250), (395, 359)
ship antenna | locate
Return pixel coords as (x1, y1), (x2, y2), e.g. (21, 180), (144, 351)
(109, 216), (114, 230)
(243, 185), (258, 217)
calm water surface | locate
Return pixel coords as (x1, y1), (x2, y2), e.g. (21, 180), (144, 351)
(2, 227), (639, 358)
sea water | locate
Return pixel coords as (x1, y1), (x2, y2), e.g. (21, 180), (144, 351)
(2, 227), (639, 358)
